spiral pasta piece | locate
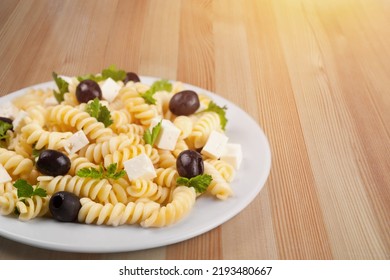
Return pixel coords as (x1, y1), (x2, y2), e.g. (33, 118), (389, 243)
(0, 182), (13, 195)
(16, 195), (50, 221)
(37, 175), (112, 202)
(110, 109), (133, 132)
(0, 190), (18, 215)
(78, 134), (136, 164)
(157, 150), (176, 169)
(49, 104), (113, 142)
(103, 144), (159, 169)
(0, 148), (34, 179)
(203, 161), (233, 200)
(119, 86), (157, 126)
(155, 168), (178, 188)
(21, 122), (72, 150)
(172, 139), (189, 158)
(141, 186), (196, 227)
(126, 179), (170, 204)
(188, 112), (221, 148)
(173, 116), (193, 140)
(205, 159), (235, 182)
(78, 197), (160, 226)
(68, 154), (99, 176)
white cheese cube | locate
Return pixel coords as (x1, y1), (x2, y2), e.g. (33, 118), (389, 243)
(220, 143), (242, 169)
(124, 154), (157, 181)
(150, 118), (181, 151)
(100, 77), (121, 102)
(201, 130), (228, 159)
(12, 110), (28, 132)
(0, 102), (19, 119)
(0, 164), (12, 184)
(64, 130), (89, 154)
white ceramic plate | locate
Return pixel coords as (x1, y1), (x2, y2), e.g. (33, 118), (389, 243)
(0, 77), (271, 253)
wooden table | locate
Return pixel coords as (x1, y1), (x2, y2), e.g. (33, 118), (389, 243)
(0, 0), (389, 260)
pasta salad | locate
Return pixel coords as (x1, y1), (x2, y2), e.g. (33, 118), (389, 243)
(0, 66), (242, 227)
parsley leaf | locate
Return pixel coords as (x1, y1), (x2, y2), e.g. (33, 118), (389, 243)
(199, 101), (228, 130)
(85, 98), (113, 127)
(76, 165), (104, 179)
(77, 74), (104, 82)
(141, 79), (172, 105)
(101, 65), (126, 81)
(13, 179), (47, 198)
(143, 120), (162, 145)
(77, 65), (126, 82)
(105, 163), (126, 180)
(176, 174), (213, 194)
(52, 72), (69, 103)
(76, 164), (125, 180)
(0, 120), (13, 141)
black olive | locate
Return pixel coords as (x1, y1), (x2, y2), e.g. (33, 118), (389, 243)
(0, 117), (13, 131)
(176, 150), (204, 178)
(49, 191), (81, 222)
(76, 79), (102, 103)
(123, 72), (141, 84)
(169, 90), (200, 116)
(36, 149), (71, 176)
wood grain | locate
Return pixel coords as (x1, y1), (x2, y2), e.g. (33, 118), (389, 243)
(0, 0), (389, 259)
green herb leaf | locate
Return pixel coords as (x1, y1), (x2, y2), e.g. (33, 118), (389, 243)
(199, 101), (228, 130)
(105, 163), (126, 180)
(76, 166), (104, 179)
(101, 65), (126, 81)
(52, 72), (69, 103)
(77, 74), (104, 82)
(143, 121), (162, 145)
(32, 188), (47, 197)
(0, 120), (13, 141)
(13, 179), (47, 198)
(77, 65), (126, 82)
(176, 174), (213, 194)
(77, 164), (125, 180)
(141, 79), (172, 105)
(85, 98), (113, 127)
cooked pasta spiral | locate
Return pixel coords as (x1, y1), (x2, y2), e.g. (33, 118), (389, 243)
(21, 122), (72, 150)
(205, 159), (235, 182)
(103, 144), (159, 169)
(37, 175), (112, 203)
(78, 134), (136, 164)
(141, 186), (196, 227)
(16, 195), (50, 221)
(78, 197), (160, 226)
(0, 182), (13, 195)
(155, 168), (178, 188)
(126, 179), (170, 204)
(49, 104), (113, 142)
(0, 148), (34, 179)
(0, 190), (18, 215)
(188, 112), (221, 148)
(203, 161), (233, 200)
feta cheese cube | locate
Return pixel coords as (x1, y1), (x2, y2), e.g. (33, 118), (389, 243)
(64, 130), (89, 154)
(201, 130), (228, 159)
(100, 77), (121, 102)
(150, 118), (181, 151)
(124, 154), (157, 181)
(220, 143), (242, 169)
(0, 102), (19, 119)
(0, 164), (12, 184)
(12, 110), (28, 132)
